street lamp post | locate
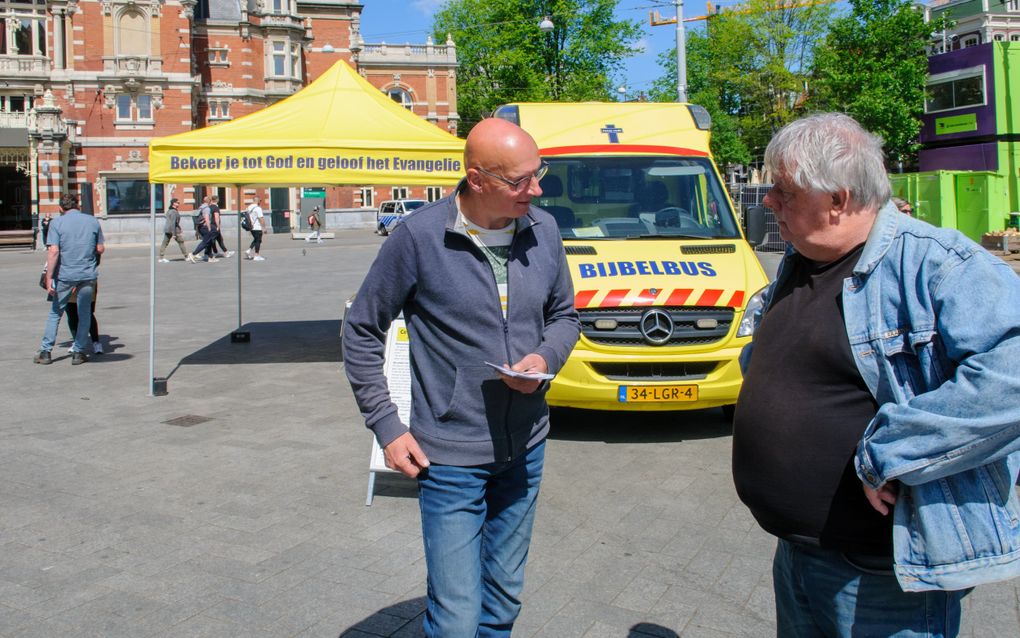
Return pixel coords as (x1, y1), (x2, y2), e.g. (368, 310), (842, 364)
(675, 0), (688, 103)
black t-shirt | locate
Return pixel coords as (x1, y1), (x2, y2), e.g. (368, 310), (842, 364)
(732, 244), (892, 556)
(208, 204), (220, 230)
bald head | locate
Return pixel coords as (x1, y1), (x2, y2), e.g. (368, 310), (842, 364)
(464, 118), (539, 174)
(460, 118), (544, 228)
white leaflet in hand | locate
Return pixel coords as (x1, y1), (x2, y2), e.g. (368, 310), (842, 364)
(484, 361), (555, 381)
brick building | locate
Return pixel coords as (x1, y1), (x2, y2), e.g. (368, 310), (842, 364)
(0, 0), (458, 241)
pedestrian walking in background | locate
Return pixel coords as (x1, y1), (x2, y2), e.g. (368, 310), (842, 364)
(732, 113), (1020, 637)
(244, 196), (267, 261)
(344, 118), (579, 637)
(305, 205), (322, 243)
(891, 196), (914, 216)
(187, 196), (218, 263)
(159, 197), (190, 262)
(34, 193), (104, 365)
(208, 195), (234, 258)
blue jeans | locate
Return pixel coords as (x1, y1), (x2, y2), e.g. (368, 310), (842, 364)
(40, 279), (94, 354)
(418, 440), (545, 638)
(774, 539), (969, 637)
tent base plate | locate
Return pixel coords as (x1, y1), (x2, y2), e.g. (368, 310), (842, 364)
(231, 331), (251, 343)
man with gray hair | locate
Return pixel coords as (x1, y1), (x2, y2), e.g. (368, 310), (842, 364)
(732, 113), (1020, 636)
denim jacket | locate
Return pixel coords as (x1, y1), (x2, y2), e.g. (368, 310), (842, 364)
(746, 201), (1020, 592)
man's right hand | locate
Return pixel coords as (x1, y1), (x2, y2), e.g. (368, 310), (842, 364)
(383, 431), (430, 478)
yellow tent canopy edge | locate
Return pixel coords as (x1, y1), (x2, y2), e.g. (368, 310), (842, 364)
(148, 60), (465, 187)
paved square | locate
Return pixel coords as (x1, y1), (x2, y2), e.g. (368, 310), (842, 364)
(1, 232), (1017, 636)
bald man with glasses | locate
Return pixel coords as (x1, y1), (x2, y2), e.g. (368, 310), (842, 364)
(344, 118), (579, 637)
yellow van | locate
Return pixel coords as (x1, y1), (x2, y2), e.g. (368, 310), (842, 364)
(494, 102), (769, 415)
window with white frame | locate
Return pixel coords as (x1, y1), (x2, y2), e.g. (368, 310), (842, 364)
(115, 93), (154, 122)
(268, 40), (300, 78)
(961, 35), (980, 48)
(0, 15), (47, 56)
(391, 187), (409, 200)
(1012, 34), (1020, 42)
(1008, 0), (1019, 12)
(386, 88), (413, 110)
(426, 186), (442, 202)
(208, 99), (231, 120)
(270, 0), (293, 14)
(360, 187), (375, 208)
(994, 34), (1005, 42)
(0, 95), (33, 112)
(208, 46), (229, 65)
(926, 66), (986, 113)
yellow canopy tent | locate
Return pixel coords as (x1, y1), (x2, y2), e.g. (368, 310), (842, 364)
(148, 59), (465, 185)
(143, 60), (465, 395)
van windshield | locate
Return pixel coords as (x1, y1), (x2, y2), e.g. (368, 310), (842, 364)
(533, 157), (741, 240)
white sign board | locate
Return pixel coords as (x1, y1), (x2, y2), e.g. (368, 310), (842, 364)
(366, 317), (411, 505)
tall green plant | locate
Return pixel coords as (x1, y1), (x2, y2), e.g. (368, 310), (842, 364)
(434, 0), (642, 132)
(810, 0), (939, 167)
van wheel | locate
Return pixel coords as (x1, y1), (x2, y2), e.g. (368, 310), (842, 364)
(721, 405), (736, 422)
(377, 223), (388, 236)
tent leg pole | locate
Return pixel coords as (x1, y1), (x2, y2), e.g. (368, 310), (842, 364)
(231, 185), (250, 344)
(148, 185), (156, 396)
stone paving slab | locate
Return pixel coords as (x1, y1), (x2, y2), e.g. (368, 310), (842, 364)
(0, 233), (1018, 637)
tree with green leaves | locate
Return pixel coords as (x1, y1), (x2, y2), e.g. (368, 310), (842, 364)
(433, 0), (642, 131)
(810, 0), (940, 168)
(650, 0), (832, 167)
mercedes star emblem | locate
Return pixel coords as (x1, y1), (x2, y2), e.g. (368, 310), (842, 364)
(639, 308), (674, 346)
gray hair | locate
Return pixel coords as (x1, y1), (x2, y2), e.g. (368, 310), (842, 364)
(764, 113), (891, 208)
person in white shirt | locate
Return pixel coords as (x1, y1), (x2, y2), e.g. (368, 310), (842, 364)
(244, 197), (267, 261)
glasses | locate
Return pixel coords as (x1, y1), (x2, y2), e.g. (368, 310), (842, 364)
(475, 161), (549, 192)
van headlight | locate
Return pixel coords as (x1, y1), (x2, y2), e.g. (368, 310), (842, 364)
(736, 286), (767, 338)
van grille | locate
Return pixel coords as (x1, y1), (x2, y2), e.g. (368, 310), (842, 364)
(680, 244), (736, 254)
(565, 245), (597, 255)
(579, 306), (733, 347)
(589, 361), (719, 381)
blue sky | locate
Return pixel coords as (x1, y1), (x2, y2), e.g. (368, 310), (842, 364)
(357, 1), (727, 97)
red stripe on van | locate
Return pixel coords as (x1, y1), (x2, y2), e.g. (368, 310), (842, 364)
(696, 289), (724, 306)
(574, 290), (598, 309)
(541, 145), (710, 157)
(631, 289), (659, 306)
(664, 289), (693, 306)
(726, 291), (745, 308)
(601, 289), (630, 307)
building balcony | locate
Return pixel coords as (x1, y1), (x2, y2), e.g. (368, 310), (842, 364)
(0, 56), (50, 80)
(0, 112), (29, 129)
(358, 41), (458, 68)
(261, 13), (307, 32)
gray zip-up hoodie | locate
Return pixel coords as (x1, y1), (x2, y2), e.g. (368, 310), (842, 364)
(342, 190), (580, 466)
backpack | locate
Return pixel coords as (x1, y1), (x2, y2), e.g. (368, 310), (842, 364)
(193, 204), (209, 230)
(240, 206), (253, 232)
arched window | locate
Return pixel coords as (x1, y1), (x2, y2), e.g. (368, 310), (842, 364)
(961, 35), (980, 49)
(994, 34), (1005, 42)
(386, 87), (413, 110)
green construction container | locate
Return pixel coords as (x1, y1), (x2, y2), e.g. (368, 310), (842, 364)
(954, 172), (1010, 241)
(889, 170), (1010, 241)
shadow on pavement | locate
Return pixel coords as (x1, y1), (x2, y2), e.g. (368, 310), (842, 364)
(548, 407), (732, 443)
(174, 319), (341, 370)
(342, 596), (426, 637)
(630, 623), (680, 637)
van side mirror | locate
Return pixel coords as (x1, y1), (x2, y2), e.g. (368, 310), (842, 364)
(745, 206), (768, 247)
